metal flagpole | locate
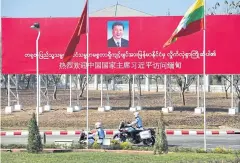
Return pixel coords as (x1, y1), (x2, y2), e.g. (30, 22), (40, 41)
(203, 0), (207, 151)
(7, 75), (10, 107)
(36, 30), (40, 126)
(197, 75), (200, 107)
(164, 75), (167, 108)
(39, 75), (41, 107)
(132, 75), (135, 107)
(16, 75), (20, 105)
(86, 0), (89, 148)
(101, 74), (103, 107)
(231, 75), (233, 109)
(70, 75), (72, 107)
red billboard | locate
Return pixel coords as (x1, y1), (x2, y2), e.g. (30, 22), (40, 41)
(2, 15), (240, 74)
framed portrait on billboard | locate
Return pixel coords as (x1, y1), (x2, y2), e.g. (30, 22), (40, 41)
(107, 20), (129, 48)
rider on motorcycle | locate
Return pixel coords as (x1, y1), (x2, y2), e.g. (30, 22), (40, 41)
(127, 112), (143, 143)
(95, 122), (105, 144)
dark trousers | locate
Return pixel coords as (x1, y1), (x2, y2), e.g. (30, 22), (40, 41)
(130, 130), (138, 142)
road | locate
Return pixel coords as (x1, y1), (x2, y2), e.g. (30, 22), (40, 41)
(1, 135), (240, 149)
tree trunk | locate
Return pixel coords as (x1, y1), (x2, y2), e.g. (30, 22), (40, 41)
(195, 79), (198, 95)
(182, 91), (186, 106)
(79, 78), (87, 98)
(128, 77), (132, 108)
(156, 79), (159, 92)
(138, 76), (142, 96)
(223, 80), (229, 99)
(65, 75), (68, 90)
(53, 85), (57, 100)
(238, 100), (240, 112)
(79, 86), (85, 98)
(2, 75), (8, 89)
(225, 89), (228, 99)
(25, 75), (32, 89)
(44, 75), (48, 96)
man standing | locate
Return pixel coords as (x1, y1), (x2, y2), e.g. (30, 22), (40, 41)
(108, 21), (129, 47)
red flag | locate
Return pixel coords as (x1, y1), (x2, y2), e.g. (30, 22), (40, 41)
(63, 0), (88, 63)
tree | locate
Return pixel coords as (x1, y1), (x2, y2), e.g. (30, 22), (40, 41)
(118, 75), (133, 107)
(72, 74), (93, 98)
(50, 75), (62, 100)
(212, 75), (231, 99)
(128, 75), (133, 108)
(1, 75), (7, 89)
(173, 75), (196, 106)
(146, 75), (164, 93)
(27, 113), (43, 153)
(208, 0), (240, 15)
(234, 76), (240, 98)
(23, 75), (34, 89)
(135, 75), (143, 96)
(154, 111), (168, 155)
(233, 75), (240, 109)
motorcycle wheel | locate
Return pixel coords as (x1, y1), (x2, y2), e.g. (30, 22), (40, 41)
(113, 134), (126, 142)
(143, 136), (155, 146)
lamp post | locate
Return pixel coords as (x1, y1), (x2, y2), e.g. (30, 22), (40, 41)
(31, 22), (40, 126)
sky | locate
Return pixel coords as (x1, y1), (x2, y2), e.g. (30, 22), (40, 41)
(1, 0), (226, 17)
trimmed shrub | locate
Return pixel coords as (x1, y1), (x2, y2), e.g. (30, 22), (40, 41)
(213, 146), (229, 154)
(92, 141), (101, 149)
(154, 111), (168, 155)
(110, 140), (121, 150)
(1, 144), (27, 149)
(120, 142), (133, 150)
(27, 113), (43, 153)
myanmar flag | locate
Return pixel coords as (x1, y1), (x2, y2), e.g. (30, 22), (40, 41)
(163, 0), (204, 48)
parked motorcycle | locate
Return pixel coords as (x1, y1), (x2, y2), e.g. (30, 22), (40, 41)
(78, 130), (95, 145)
(113, 121), (155, 146)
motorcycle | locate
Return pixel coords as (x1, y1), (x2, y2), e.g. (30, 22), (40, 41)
(78, 130), (95, 146)
(113, 121), (156, 146)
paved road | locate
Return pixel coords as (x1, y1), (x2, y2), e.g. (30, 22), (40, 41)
(1, 135), (240, 149)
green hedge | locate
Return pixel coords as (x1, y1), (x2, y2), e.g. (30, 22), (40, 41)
(1, 143), (240, 155)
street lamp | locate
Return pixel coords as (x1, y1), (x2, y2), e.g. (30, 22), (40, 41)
(31, 22), (40, 126)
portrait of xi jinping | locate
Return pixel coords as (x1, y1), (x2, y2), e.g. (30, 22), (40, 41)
(107, 21), (129, 48)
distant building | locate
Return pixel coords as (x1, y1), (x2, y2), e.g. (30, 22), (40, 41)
(90, 3), (153, 17)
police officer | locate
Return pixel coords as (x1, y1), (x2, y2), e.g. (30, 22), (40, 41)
(127, 112), (143, 143)
(95, 122), (105, 144)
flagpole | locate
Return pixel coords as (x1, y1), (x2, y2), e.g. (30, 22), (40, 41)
(203, 0), (207, 151)
(231, 75), (233, 109)
(164, 75), (167, 108)
(70, 75), (72, 107)
(86, 0), (89, 148)
(197, 75), (199, 107)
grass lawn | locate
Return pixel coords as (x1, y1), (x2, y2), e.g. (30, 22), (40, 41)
(1, 152), (237, 163)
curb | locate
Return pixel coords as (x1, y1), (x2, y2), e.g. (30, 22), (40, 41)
(1, 130), (240, 136)
(0, 148), (70, 153)
(0, 148), (154, 154)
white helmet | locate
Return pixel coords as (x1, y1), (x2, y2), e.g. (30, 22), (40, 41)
(95, 122), (102, 128)
(134, 112), (139, 118)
